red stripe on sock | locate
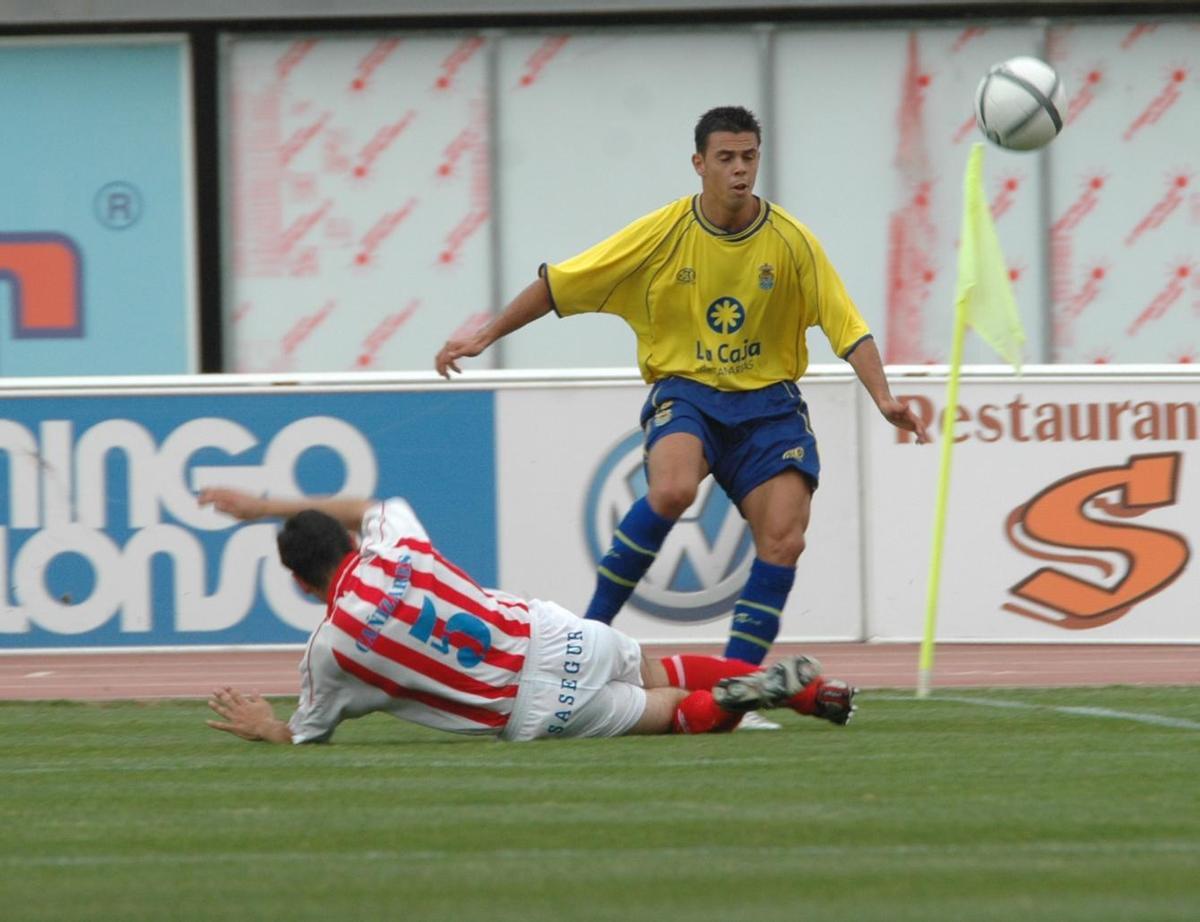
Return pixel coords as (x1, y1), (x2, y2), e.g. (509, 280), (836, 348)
(662, 655), (684, 687)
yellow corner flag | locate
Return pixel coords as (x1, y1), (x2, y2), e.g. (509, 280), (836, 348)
(917, 143), (1027, 698)
(956, 143), (1027, 370)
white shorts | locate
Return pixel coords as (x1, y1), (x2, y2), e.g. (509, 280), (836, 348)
(500, 599), (647, 742)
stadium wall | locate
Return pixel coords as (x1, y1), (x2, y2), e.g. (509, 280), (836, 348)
(1, 7), (1197, 377)
(1, 367), (1197, 651)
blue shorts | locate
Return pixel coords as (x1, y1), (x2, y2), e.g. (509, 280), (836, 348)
(639, 377), (820, 505)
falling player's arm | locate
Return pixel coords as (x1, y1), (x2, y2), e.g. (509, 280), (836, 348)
(206, 687), (294, 744)
(197, 488), (372, 531)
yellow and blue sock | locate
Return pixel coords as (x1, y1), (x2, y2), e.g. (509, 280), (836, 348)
(583, 497), (674, 624)
(724, 558), (795, 665)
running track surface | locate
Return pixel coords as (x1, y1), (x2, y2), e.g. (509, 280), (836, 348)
(1, 643), (1196, 701)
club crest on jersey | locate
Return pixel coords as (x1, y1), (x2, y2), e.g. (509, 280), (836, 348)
(676, 267), (696, 284)
(758, 264), (775, 290)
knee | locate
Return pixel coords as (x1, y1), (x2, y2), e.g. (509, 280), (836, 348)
(647, 481), (698, 520)
(755, 530), (806, 566)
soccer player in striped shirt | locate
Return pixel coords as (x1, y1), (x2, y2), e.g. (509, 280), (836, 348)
(199, 488), (856, 745)
(436, 105), (929, 667)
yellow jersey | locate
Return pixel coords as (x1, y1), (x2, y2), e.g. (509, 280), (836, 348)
(542, 195), (870, 390)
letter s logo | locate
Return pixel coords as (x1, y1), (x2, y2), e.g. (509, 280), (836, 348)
(1004, 453), (1189, 629)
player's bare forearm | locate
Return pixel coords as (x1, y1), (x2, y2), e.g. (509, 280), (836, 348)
(845, 338), (931, 444)
(435, 278), (553, 377)
(198, 488), (372, 531)
(844, 337), (891, 405)
(206, 687), (294, 744)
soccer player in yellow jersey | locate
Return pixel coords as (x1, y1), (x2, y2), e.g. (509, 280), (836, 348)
(437, 106), (929, 669)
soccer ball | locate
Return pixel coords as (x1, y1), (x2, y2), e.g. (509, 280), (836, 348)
(974, 56), (1066, 152)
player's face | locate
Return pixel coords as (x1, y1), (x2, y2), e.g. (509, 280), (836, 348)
(692, 132), (760, 210)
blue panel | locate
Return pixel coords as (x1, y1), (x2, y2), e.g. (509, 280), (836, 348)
(0, 40), (191, 374)
(0, 389), (496, 647)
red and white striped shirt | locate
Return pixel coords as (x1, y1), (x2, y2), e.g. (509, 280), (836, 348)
(289, 498), (535, 742)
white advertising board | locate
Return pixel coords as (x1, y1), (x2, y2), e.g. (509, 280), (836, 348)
(867, 371), (1200, 642)
(495, 374), (865, 643)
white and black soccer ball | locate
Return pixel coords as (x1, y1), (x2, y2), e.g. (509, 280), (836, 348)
(975, 56), (1066, 152)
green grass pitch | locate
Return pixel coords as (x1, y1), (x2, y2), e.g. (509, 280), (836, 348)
(2, 687), (1198, 921)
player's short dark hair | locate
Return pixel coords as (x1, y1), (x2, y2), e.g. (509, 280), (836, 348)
(694, 106), (762, 153)
(277, 509), (353, 589)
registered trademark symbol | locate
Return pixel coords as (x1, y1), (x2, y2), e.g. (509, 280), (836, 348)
(94, 182), (143, 230)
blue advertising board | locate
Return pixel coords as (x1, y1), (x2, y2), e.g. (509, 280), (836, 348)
(0, 38), (194, 375)
(0, 387), (495, 647)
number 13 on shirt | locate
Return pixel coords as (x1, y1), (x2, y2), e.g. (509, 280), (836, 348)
(409, 596), (492, 668)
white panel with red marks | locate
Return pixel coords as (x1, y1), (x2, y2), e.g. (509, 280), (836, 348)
(1046, 22), (1200, 363)
(221, 21), (1199, 372)
(776, 24), (1047, 367)
(224, 35), (492, 372)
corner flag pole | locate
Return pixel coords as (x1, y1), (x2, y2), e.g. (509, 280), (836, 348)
(917, 142), (1026, 699)
(917, 299), (966, 699)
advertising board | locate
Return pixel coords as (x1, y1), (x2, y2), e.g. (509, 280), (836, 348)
(0, 385), (494, 647)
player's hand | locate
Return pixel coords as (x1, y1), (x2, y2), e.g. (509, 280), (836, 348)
(206, 687), (277, 741)
(198, 487), (266, 521)
(879, 398), (931, 444)
(435, 334), (486, 379)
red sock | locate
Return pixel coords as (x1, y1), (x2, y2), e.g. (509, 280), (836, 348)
(790, 677), (825, 715)
(661, 654), (759, 690)
(672, 690), (742, 734)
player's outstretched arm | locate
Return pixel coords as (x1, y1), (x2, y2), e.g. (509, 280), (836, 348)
(198, 488), (372, 531)
(207, 687), (294, 744)
(435, 277), (554, 378)
(845, 338), (931, 444)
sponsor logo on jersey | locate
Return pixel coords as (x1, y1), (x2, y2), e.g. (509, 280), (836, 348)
(699, 296), (761, 375)
(694, 339), (761, 365)
(706, 296), (745, 334)
(584, 430), (753, 622)
(782, 446), (805, 461)
(758, 263), (775, 290)
(1003, 453), (1189, 629)
(676, 267), (696, 284)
